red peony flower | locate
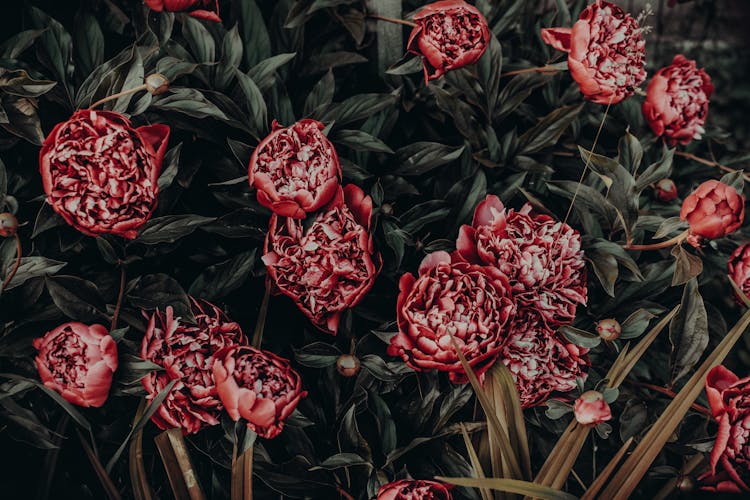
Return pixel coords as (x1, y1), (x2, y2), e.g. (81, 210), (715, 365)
(654, 178), (678, 202)
(141, 298), (246, 435)
(33, 322), (118, 408)
(407, 0), (490, 83)
(377, 479), (453, 500)
(500, 311), (590, 408)
(212, 345), (306, 439)
(39, 110), (169, 239)
(387, 251), (516, 384)
(541, 0), (647, 105)
(249, 119), (341, 219)
(574, 390), (612, 425)
(456, 195), (587, 327)
(643, 55), (713, 146)
(680, 180), (744, 246)
(262, 184), (381, 335)
(729, 243), (750, 304)
(697, 365), (750, 493)
(144, 0), (221, 23)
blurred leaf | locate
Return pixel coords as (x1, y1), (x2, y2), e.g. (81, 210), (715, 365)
(235, 69), (267, 133)
(617, 131), (643, 174)
(309, 453), (370, 471)
(436, 477), (576, 500)
(74, 12), (104, 79)
(127, 274), (193, 321)
(620, 309), (657, 340)
(240, 0), (271, 67)
(559, 326), (601, 348)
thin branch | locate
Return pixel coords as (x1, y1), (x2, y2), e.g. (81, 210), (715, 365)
(90, 84), (147, 110)
(111, 265), (126, 332)
(675, 150), (750, 182)
(633, 381), (711, 417)
(500, 65), (561, 78)
(367, 14), (417, 28)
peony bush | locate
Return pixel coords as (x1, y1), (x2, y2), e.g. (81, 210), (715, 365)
(0, 0), (749, 498)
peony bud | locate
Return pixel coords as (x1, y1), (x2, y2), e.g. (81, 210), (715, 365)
(654, 179), (678, 202)
(336, 354), (361, 377)
(145, 73), (169, 95)
(0, 212), (18, 237)
(596, 319), (621, 341)
(574, 390), (612, 426)
(680, 180), (744, 246)
(381, 203), (394, 216)
(677, 475), (695, 493)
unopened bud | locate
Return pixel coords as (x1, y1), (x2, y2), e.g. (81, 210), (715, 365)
(145, 73), (169, 95)
(596, 318), (621, 341)
(336, 354), (360, 377)
(0, 212), (18, 237)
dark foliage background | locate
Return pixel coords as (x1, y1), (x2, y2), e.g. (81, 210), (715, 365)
(1, 0), (749, 499)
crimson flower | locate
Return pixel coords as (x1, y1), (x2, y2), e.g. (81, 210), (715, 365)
(698, 365), (750, 493)
(262, 184), (381, 335)
(407, 0), (490, 82)
(249, 119), (341, 219)
(213, 345), (306, 439)
(680, 180), (744, 246)
(377, 479), (453, 499)
(33, 322), (118, 408)
(144, 0), (221, 22)
(39, 110), (169, 239)
(643, 55), (713, 145)
(541, 0), (647, 104)
(500, 311), (590, 408)
(387, 251), (516, 384)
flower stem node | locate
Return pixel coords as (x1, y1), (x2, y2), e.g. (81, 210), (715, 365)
(0, 212), (18, 237)
(596, 318), (622, 341)
(336, 354), (361, 377)
(145, 73), (170, 95)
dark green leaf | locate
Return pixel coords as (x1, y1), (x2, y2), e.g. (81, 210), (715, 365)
(45, 275), (107, 323)
(332, 129), (393, 154)
(135, 215), (215, 245)
(519, 104), (582, 155)
(188, 250), (257, 301)
(669, 278), (708, 383)
(394, 143), (465, 176)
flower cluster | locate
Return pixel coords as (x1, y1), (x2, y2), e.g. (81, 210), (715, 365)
(33, 323), (118, 408)
(140, 298), (246, 434)
(542, 0), (647, 104)
(699, 366), (750, 492)
(39, 110), (170, 239)
(140, 298), (305, 437)
(407, 0), (490, 83)
(256, 119), (381, 335)
(389, 195), (589, 407)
